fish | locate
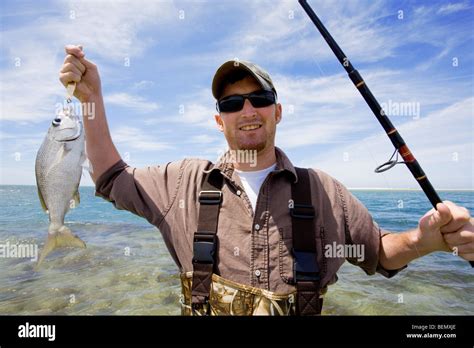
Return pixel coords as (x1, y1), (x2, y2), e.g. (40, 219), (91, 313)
(35, 107), (87, 266)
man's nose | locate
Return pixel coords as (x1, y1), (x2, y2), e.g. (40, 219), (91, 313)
(241, 98), (257, 117)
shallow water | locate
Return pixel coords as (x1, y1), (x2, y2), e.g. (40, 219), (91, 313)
(0, 186), (472, 315)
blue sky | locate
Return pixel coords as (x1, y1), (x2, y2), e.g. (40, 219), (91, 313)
(0, 0), (473, 189)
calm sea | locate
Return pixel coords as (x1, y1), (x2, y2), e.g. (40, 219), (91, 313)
(0, 185), (472, 315)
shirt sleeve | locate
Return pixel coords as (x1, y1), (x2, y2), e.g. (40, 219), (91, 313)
(94, 158), (187, 227)
(334, 179), (407, 278)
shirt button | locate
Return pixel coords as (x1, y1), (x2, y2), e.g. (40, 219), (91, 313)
(254, 224), (260, 231)
(236, 190), (241, 196)
(255, 269), (261, 277)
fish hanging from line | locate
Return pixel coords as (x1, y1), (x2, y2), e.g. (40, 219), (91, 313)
(35, 85), (89, 267)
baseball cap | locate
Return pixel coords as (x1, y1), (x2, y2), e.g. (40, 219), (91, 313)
(212, 59), (277, 100)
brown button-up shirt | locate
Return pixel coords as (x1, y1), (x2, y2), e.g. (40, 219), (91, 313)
(95, 147), (401, 294)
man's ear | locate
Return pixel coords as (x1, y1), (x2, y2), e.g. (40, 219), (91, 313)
(215, 114), (224, 132)
(275, 103), (282, 125)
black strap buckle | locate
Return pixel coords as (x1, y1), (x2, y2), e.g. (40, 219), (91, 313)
(293, 249), (320, 282)
(199, 190), (222, 205)
(193, 233), (217, 264)
(290, 204), (315, 219)
(191, 300), (210, 315)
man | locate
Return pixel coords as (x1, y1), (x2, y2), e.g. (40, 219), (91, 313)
(59, 45), (473, 316)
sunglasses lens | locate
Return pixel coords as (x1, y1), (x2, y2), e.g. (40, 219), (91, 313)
(218, 96), (244, 112)
(248, 91), (275, 108)
(218, 91), (276, 112)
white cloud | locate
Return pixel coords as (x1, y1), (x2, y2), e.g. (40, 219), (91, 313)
(39, 0), (177, 61)
(189, 134), (217, 144)
(1, 0), (472, 188)
(179, 103), (216, 128)
(273, 64), (473, 150)
(104, 93), (159, 113)
(112, 126), (171, 152)
(300, 98), (474, 189)
(132, 80), (155, 91)
(146, 87), (218, 129)
(437, 2), (471, 15)
(213, 0), (419, 66)
(0, 45), (63, 122)
(0, 0), (189, 124)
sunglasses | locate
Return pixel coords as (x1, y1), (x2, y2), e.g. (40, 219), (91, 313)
(216, 90), (276, 113)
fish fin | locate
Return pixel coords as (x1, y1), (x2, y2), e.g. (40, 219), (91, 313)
(81, 157), (93, 174)
(48, 144), (68, 173)
(37, 187), (48, 212)
(73, 189), (80, 205)
(64, 141), (74, 152)
(36, 226), (86, 268)
(82, 142), (93, 174)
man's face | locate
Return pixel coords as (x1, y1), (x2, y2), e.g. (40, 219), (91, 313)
(214, 76), (282, 154)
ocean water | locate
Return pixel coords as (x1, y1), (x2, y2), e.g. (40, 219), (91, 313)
(0, 185), (472, 315)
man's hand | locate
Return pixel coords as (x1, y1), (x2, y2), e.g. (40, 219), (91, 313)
(440, 202), (474, 261)
(415, 201), (473, 260)
(379, 201), (472, 270)
(58, 44), (121, 182)
(59, 45), (101, 102)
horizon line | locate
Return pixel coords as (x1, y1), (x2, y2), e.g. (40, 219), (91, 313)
(0, 184), (473, 191)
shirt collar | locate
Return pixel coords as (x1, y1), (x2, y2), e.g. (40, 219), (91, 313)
(204, 146), (298, 183)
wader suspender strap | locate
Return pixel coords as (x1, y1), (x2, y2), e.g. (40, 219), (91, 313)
(191, 169), (223, 313)
(291, 167), (322, 315)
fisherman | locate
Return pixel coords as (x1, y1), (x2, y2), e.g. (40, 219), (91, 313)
(59, 45), (474, 315)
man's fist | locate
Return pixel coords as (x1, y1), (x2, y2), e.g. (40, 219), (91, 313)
(440, 201), (474, 261)
(416, 201), (473, 261)
(59, 45), (101, 102)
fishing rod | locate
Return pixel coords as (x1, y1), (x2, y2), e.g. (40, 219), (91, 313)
(298, 0), (473, 267)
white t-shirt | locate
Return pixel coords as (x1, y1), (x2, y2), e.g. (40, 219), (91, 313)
(234, 163), (277, 212)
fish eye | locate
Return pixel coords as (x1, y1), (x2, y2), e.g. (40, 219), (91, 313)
(52, 118), (61, 127)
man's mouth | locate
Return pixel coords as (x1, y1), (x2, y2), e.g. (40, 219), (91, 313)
(239, 124), (262, 131)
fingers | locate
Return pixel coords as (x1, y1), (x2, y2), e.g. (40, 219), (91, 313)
(60, 45), (97, 87)
(452, 243), (474, 254)
(63, 55), (86, 74)
(64, 44), (85, 59)
(419, 202), (452, 230)
(79, 56), (97, 70)
(443, 229), (474, 246)
(61, 45), (86, 87)
(60, 62), (82, 77)
(443, 220), (474, 256)
(440, 201), (471, 233)
(59, 71), (81, 87)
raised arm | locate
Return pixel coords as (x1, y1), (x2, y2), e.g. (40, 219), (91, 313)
(59, 44), (121, 182)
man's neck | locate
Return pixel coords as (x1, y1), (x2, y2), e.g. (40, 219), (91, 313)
(233, 145), (277, 172)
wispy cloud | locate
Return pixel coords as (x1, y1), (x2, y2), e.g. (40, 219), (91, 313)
(112, 126), (171, 152)
(300, 98), (473, 189)
(0, 0), (175, 123)
(437, 1), (471, 15)
(0, 45), (63, 122)
(132, 80), (155, 91)
(104, 93), (159, 113)
(1, 0), (472, 188)
(189, 134), (217, 144)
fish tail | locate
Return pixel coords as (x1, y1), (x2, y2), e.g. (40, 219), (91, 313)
(36, 225), (86, 268)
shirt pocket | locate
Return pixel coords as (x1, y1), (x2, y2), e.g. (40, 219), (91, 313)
(278, 224), (327, 284)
